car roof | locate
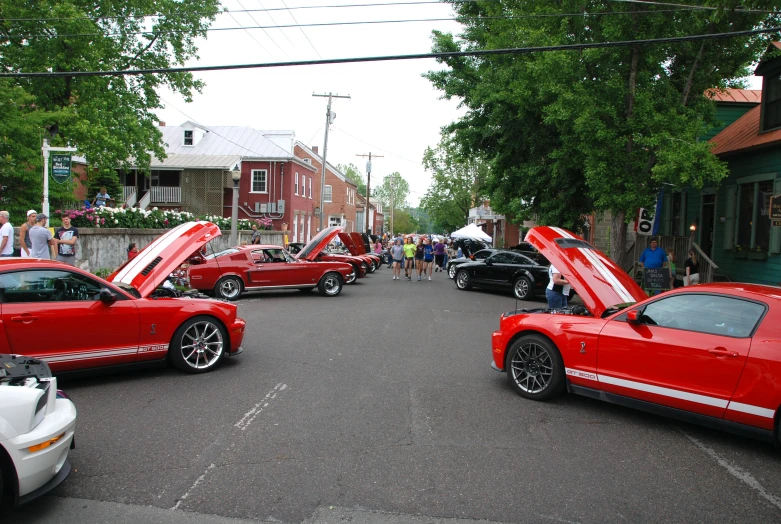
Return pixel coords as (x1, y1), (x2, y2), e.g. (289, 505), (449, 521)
(667, 283), (781, 302)
(0, 258), (71, 270)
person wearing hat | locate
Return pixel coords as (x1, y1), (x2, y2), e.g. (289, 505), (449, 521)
(29, 213), (56, 260)
(18, 210), (37, 257)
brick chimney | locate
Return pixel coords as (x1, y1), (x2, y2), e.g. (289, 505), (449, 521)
(312, 146), (319, 154)
(158, 121), (166, 126)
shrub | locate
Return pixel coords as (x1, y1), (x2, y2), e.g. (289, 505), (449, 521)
(53, 207), (272, 231)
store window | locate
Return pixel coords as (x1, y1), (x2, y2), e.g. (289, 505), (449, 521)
(737, 179), (773, 250)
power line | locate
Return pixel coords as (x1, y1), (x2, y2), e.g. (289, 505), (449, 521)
(3, 10), (725, 40)
(251, 0), (297, 50)
(225, 10), (272, 55)
(279, 0), (323, 59)
(234, 0), (291, 58)
(3, 25), (778, 78)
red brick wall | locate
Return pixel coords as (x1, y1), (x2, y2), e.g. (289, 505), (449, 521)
(294, 145), (357, 233)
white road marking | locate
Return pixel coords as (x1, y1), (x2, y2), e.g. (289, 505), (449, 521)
(234, 383), (287, 430)
(172, 463), (215, 510)
(682, 431), (781, 511)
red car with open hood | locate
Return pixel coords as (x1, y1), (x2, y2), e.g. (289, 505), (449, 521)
(0, 221), (246, 375)
(187, 226), (356, 300)
(491, 226), (781, 445)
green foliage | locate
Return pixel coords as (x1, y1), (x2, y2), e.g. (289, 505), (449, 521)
(53, 206), (271, 230)
(0, 0), (220, 216)
(337, 163), (367, 196)
(86, 172), (122, 204)
(390, 209), (418, 235)
(420, 137), (487, 232)
(426, 0), (780, 258)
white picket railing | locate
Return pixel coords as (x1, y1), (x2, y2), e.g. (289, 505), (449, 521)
(150, 186), (181, 203)
(138, 190), (152, 210)
(122, 186), (136, 201)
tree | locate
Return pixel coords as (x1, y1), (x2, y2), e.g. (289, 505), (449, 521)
(0, 0), (220, 216)
(338, 163), (366, 196)
(426, 0), (779, 265)
(390, 209), (418, 235)
(420, 137), (487, 232)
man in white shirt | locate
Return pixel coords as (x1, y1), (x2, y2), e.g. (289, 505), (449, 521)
(546, 264), (571, 308)
(0, 211), (14, 257)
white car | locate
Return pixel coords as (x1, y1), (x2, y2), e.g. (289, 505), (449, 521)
(0, 355), (77, 508)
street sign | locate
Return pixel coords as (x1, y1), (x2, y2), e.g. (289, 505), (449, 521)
(771, 194), (781, 220)
(51, 154), (72, 184)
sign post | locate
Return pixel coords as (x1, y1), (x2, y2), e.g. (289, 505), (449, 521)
(41, 140), (78, 216)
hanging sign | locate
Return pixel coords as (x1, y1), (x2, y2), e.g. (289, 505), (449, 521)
(771, 194), (781, 220)
(51, 154), (72, 184)
(643, 268), (671, 291)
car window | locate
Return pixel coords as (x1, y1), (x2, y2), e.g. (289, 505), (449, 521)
(516, 254), (535, 265)
(489, 252), (515, 264)
(0, 270), (104, 303)
(264, 248), (288, 262)
(474, 250), (492, 260)
(637, 294), (765, 338)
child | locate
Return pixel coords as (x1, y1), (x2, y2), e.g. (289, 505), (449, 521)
(127, 242), (139, 260)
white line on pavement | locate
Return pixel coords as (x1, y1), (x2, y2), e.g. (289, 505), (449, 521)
(234, 383), (287, 431)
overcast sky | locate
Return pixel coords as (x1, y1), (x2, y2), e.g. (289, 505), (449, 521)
(154, 0), (466, 207)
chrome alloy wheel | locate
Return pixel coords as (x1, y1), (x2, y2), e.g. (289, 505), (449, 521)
(456, 271), (470, 289)
(509, 341), (553, 394)
(323, 274), (342, 295)
(180, 321), (224, 370)
(448, 265), (457, 279)
(514, 278), (530, 299)
(218, 278), (241, 300)
(345, 271), (356, 284)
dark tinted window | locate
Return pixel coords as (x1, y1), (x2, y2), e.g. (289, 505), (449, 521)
(0, 270), (104, 303)
(638, 294), (765, 338)
(489, 252), (515, 264)
(473, 250), (493, 260)
(516, 254), (536, 265)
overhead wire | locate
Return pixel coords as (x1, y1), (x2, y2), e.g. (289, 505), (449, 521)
(225, 10), (272, 55)
(4, 25), (778, 78)
(251, 0), (297, 49)
(278, 0), (323, 58)
(233, 0), (292, 57)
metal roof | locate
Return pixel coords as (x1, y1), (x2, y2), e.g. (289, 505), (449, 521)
(150, 154), (242, 169)
(706, 88), (762, 104)
(161, 123), (293, 159)
(709, 105), (781, 157)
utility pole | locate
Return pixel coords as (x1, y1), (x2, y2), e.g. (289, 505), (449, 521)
(356, 152), (383, 235)
(389, 174), (400, 237)
(313, 92), (350, 231)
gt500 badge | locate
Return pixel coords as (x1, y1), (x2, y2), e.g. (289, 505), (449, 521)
(566, 368), (597, 381)
(138, 345), (168, 353)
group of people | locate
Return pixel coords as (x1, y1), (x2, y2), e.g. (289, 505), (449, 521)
(639, 236), (700, 289)
(0, 209), (80, 265)
(386, 236), (450, 282)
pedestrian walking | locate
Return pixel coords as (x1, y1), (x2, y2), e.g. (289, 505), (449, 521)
(55, 216), (79, 266)
(423, 238), (434, 280)
(250, 224), (262, 245)
(414, 238), (425, 281)
(0, 211), (13, 257)
(18, 210), (37, 257)
(390, 239), (404, 280)
(29, 214), (55, 260)
(433, 238), (446, 273)
(403, 237), (416, 280)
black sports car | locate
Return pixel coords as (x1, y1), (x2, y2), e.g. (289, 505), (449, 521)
(446, 248), (501, 279)
(453, 250), (550, 300)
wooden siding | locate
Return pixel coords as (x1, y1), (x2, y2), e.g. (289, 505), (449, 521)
(701, 105), (758, 141)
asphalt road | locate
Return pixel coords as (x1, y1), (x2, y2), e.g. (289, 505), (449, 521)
(8, 267), (781, 524)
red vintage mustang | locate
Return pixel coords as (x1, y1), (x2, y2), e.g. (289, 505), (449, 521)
(491, 226), (781, 445)
(0, 221), (246, 375)
(341, 232), (381, 271)
(187, 226), (356, 300)
(287, 242), (369, 279)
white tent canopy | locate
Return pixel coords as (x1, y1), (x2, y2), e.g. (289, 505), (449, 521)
(450, 223), (492, 242)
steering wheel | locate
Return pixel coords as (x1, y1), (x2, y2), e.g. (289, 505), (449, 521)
(52, 281), (68, 301)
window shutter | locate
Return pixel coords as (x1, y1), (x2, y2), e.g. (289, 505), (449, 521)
(724, 185), (737, 250)
(661, 193), (672, 236)
(679, 192), (687, 237)
(771, 179), (781, 253)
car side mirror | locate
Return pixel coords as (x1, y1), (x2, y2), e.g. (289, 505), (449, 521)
(627, 310), (640, 324)
(100, 288), (117, 304)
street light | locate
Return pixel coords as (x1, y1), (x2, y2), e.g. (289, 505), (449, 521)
(230, 164), (241, 246)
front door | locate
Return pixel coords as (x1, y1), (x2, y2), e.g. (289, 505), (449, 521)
(597, 293), (764, 419)
(0, 269), (140, 372)
(248, 248), (296, 287)
(700, 193), (716, 260)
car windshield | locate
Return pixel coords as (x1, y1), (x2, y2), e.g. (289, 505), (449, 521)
(601, 302), (636, 318)
(204, 248), (240, 260)
(112, 281), (141, 298)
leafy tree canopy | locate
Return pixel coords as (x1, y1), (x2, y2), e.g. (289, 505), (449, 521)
(374, 172), (410, 211)
(390, 209), (418, 236)
(0, 0), (220, 218)
(426, 0), (780, 262)
(420, 136), (488, 233)
(338, 163), (367, 196)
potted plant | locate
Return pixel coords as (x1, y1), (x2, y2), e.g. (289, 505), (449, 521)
(733, 244), (748, 259)
(748, 245), (769, 261)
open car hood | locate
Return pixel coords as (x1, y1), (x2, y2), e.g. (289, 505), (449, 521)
(296, 226), (342, 261)
(525, 227), (647, 317)
(338, 232), (364, 255)
(107, 221), (221, 298)
(351, 232), (371, 254)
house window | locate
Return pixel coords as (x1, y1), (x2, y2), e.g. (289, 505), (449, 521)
(763, 73), (781, 132)
(294, 172), (299, 195)
(323, 185), (332, 203)
(293, 215), (298, 242)
(737, 178), (774, 250)
(184, 130), (193, 146)
(301, 175), (306, 198)
(307, 215), (311, 241)
(308, 178), (312, 198)
(251, 170), (267, 193)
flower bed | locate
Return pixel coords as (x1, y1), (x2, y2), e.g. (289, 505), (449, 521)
(54, 207), (274, 230)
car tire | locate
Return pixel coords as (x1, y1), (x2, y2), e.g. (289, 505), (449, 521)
(214, 276), (242, 301)
(505, 335), (565, 401)
(360, 262), (369, 276)
(448, 264), (457, 279)
(513, 276), (532, 300)
(169, 316), (226, 374)
(369, 260), (377, 273)
(318, 272), (343, 296)
(455, 270), (472, 290)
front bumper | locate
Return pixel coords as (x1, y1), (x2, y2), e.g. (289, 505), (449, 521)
(6, 398), (77, 503)
(229, 318), (246, 354)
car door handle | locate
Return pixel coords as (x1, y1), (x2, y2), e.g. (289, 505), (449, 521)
(708, 347), (739, 358)
(11, 315), (39, 323)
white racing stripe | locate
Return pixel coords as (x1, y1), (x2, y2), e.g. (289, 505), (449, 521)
(36, 346), (165, 363)
(565, 368), (774, 419)
(550, 227), (634, 303)
(114, 222), (197, 284)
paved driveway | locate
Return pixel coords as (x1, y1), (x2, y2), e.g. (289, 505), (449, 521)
(8, 270), (781, 523)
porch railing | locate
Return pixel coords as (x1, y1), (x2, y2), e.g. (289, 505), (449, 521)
(138, 190), (151, 210)
(122, 186), (135, 201)
(150, 186), (181, 203)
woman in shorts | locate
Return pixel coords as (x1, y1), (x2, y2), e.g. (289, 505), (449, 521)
(414, 238), (425, 281)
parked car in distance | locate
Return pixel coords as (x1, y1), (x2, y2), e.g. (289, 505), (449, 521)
(0, 221), (246, 375)
(452, 238), (491, 259)
(287, 242), (368, 279)
(446, 248), (501, 279)
(188, 226), (355, 300)
(492, 226), (781, 445)
(454, 250), (550, 300)
(341, 233), (381, 271)
(0, 355), (77, 509)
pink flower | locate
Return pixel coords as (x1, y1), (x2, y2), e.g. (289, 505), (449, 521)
(87, 216), (93, 221)
(164, 219), (169, 224)
(101, 218), (105, 225)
